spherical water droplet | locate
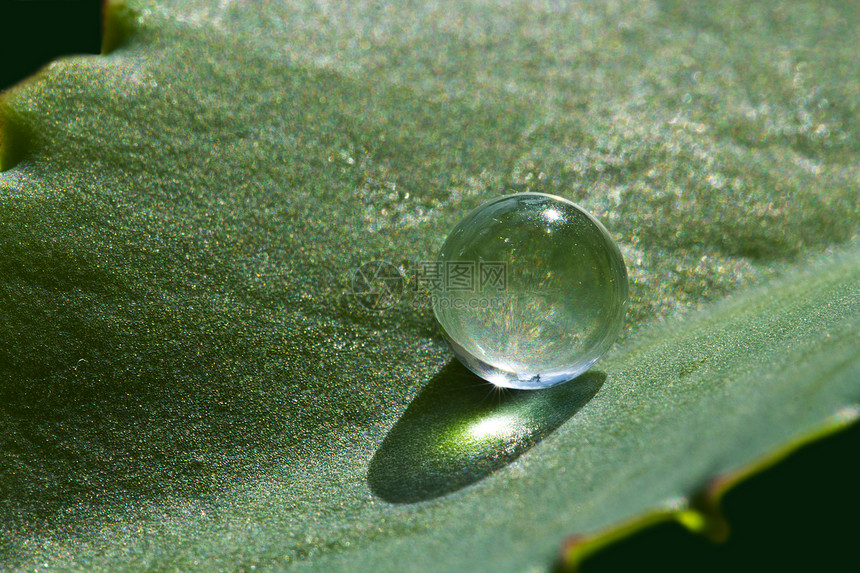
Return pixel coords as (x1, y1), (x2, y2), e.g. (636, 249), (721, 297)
(433, 192), (628, 390)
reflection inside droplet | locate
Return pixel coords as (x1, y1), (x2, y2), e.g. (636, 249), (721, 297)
(543, 207), (562, 223)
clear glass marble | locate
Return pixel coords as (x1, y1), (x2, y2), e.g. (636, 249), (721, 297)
(433, 192), (628, 390)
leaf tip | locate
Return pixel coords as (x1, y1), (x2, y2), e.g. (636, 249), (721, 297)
(677, 491), (730, 543)
(558, 510), (677, 572)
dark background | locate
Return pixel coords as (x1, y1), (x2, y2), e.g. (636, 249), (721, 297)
(581, 422), (860, 572)
(0, 0), (102, 91)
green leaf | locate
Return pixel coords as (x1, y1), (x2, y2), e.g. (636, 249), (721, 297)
(1, 0), (858, 570)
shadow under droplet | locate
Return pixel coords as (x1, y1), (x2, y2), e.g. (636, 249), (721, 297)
(368, 360), (605, 503)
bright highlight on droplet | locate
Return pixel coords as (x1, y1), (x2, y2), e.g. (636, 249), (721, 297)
(433, 192), (629, 390)
(543, 208), (562, 223)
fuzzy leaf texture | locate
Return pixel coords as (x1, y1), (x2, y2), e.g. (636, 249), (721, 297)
(1, 0), (859, 571)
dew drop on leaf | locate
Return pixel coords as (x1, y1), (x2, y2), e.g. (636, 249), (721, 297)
(433, 192), (629, 389)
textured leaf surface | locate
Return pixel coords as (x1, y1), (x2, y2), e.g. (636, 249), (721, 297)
(1, 0), (859, 570)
